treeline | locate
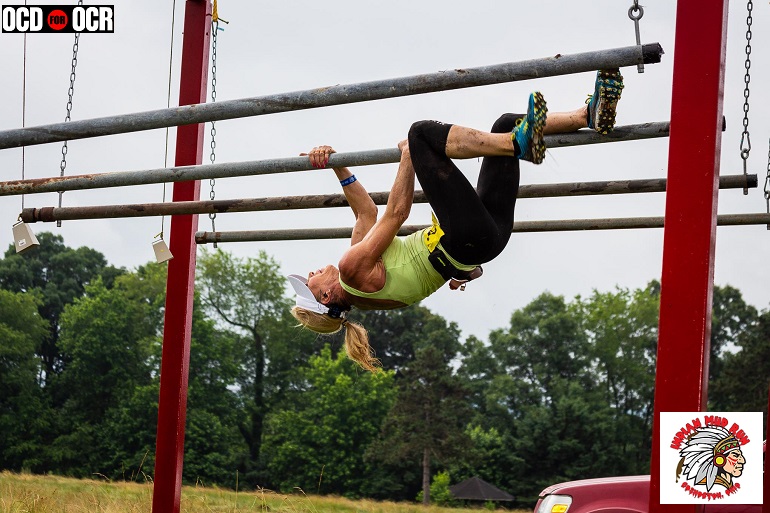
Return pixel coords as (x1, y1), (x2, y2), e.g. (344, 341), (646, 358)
(0, 232), (768, 507)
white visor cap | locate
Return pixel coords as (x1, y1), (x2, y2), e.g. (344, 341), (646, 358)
(287, 274), (330, 315)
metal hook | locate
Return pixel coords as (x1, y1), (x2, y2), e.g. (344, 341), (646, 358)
(628, 4), (645, 73)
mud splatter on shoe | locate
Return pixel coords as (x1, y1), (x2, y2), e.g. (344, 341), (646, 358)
(586, 69), (624, 135)
(511, 91), (547, 164)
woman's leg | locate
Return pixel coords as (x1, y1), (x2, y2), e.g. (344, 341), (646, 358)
(463, 113), (523, 263)
(407, 120), (500, 263)
(444, 70), (623, 161)
(463, 106), (592, 262)
(442, 105), (588, 159)
(443, 125), (517, 158)
(544, 106), (589, 134)
(407, 100), (593, 264)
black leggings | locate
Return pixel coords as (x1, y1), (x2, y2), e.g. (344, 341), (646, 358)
(407, 114), (522, 264)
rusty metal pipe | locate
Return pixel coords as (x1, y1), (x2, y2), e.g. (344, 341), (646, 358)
(194, 213), (770, 243)
(1, 121), (671, 197)
(0, 43), (664, 150)
(20, 174), (757, 223)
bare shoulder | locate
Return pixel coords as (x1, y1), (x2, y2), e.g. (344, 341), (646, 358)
(338, 247), (386, 293)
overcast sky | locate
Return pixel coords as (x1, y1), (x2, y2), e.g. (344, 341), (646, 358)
(1, 1), (769, 341)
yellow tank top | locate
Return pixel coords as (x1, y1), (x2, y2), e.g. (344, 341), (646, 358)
(339, 228), (475, 305)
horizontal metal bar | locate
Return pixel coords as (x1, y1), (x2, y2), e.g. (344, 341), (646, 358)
(194, 213), (770, 243)
(0, 43), (664, 150)
(0, 121), (671, 197)
(18, 174), (756, 223)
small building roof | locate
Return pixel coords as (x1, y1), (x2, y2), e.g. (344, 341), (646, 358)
(448, 476), (515, 501)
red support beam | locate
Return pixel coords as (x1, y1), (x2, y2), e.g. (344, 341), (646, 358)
(649, 1), (729, 512)
(762, 388), (770, 513)
(764, 388), (769, 513)
(151, 2), (211, 513)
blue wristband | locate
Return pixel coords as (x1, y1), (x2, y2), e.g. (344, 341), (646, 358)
(339, 175), (357, 187)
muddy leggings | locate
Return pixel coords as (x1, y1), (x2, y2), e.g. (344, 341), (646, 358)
(407, 113), (523, 264)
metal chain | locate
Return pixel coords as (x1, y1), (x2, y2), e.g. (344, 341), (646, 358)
(208, 20), (219, 247)
(57, 18), (81, 227)
(764, 139), (769, 217)
(160, 0), (178, 241)
(739, 0), (753, 195)
(628, 0), (645, 73)
(21, 28), (27, 210)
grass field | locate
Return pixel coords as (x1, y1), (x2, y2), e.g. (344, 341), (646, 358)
(0, 472), (531, 513)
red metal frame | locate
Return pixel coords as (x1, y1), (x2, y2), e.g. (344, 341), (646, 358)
(649, 0), (729, 512)
(151, 1), (211, 512)
(140, 1), (764, 511)
(765, 387), (769, 513)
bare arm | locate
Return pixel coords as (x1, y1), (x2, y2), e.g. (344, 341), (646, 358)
(339, 140), (414, 291)
(305, 145), (378, 245)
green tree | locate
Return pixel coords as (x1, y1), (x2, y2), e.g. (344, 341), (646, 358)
(96, 263), (166, 481)
(99, 264), (251, 486)
(466, 294), (591, 502)
(184, 303), (249, 487)
(349, 305), (463, 371)
(56, 277), (157, 423)
(50, 271), (158, 475)
(261, 346), (395, 496)
(416, 470), (456, 506)
(0, 232), (123, 386)
(455, 284), (766, 506)
(710, 308), (770, 423)
(196, 248), (317, 481)
(508, 380), (617, 503)
(446, 425), (518, 494)
(495, 293), (590, 407)
(39, 261), (248, 482)
(573, 283), (659, 474)
(99, 382), (159, 481)
(465, 292), (590, 432)
(0, 289), (50, 471)
(456, 334), (508, 431)
(709, 285), (759, 385)
(322, 305), (465, 500)
(457, 289), (658, 505)
(369, 346), (472, 505)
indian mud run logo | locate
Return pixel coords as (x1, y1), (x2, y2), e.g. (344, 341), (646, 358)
(660, 412), (763, 505)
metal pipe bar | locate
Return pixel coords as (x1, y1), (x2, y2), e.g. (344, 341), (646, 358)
(19, 174), (757, 223)
(0, 121), (670, 197)
(194, 213), (770, 243)
(0, 43), (663, 150)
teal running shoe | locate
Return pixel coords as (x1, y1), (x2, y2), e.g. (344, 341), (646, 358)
(511, 91), (547, 164)
(586, 69), (624, 135)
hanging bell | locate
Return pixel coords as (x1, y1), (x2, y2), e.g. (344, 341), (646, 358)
(12, 220), (40, 254)
(152, 238), (173, 263)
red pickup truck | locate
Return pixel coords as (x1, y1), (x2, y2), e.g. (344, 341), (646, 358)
(533, 442), (764, 513)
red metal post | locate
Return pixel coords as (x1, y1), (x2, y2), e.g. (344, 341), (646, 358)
(648, 1), (729, 512)
(151, 1), (211, 512)
(764, 387), (769, 513)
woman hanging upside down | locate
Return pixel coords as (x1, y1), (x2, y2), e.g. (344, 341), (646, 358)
(288, 69), (624, 371)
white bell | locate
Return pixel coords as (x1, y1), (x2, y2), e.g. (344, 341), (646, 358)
(12, 221), (40, 254)
(152, 238), (173, 263)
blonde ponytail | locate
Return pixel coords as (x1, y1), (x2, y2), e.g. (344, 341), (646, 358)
(341, 319), (380, 372)
(290, 307), (381, 372)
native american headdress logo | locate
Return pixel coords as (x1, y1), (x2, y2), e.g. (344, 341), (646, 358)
(676, 426), (745, 493)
